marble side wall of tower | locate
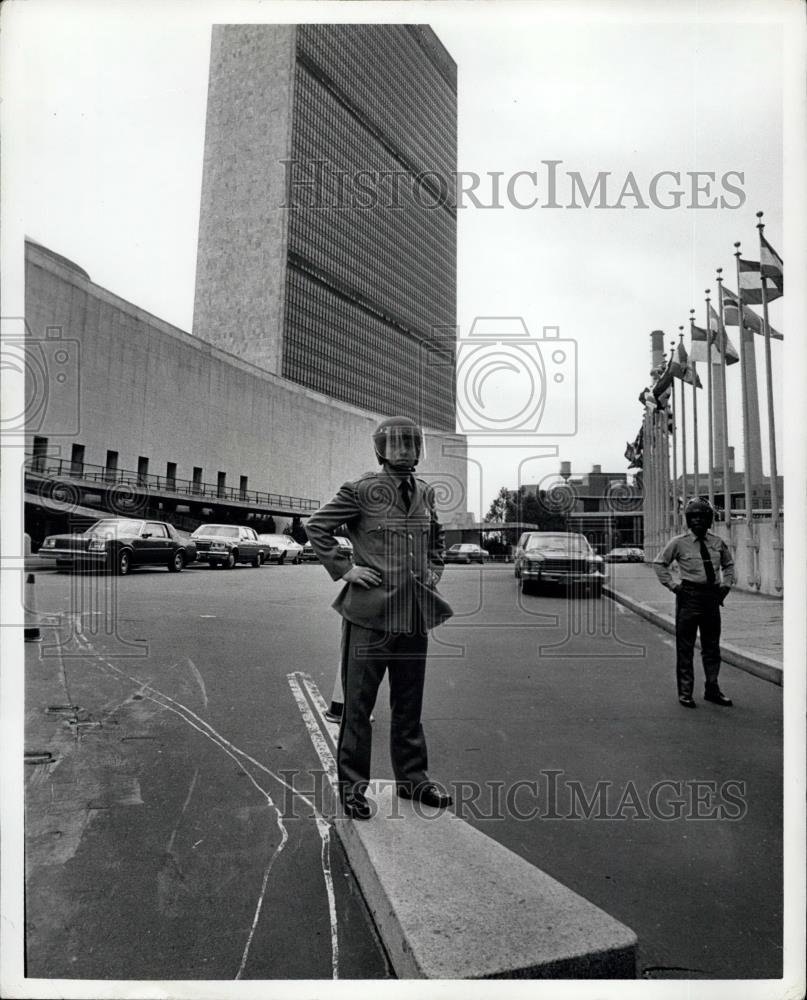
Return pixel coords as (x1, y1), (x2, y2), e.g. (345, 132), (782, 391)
(192, 25), (296, 371)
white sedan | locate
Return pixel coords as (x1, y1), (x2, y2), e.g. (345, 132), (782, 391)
(257, 533), (304, 565)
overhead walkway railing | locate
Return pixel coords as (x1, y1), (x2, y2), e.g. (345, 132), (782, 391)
(24, 455), (320, 515)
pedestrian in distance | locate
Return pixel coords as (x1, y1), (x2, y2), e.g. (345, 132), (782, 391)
(305, 416), (454, 820)
(653, 496), (735, 709)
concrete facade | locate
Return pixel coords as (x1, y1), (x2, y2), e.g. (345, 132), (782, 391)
(192, 25), (296, 373)
(25, 241), (468, 522)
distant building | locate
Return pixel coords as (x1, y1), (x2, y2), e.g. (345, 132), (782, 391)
(518, 463), (644, 552)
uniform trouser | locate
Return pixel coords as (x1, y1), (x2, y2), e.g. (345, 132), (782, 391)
(675, 585), (722, 697)
(337, 620), (429, 802)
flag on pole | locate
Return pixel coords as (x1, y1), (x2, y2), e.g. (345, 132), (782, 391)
(760, 233), (783, 283)
(671, 340), (702, 387)
(707, 304), (740, 364)
(722, 285), (783, 339)
(652, 356), (675, 401)
(689, 324), (710, 364)
(739, 257), (783, 304)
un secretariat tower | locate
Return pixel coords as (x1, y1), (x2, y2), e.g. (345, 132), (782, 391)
(193, 24), (457, 433)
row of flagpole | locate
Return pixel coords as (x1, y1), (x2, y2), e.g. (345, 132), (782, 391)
(628, 212), (783, 590)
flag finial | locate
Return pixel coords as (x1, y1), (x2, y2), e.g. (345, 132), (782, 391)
(734, 241), (741, 258)
(756, 210), (765, 232)
(716, 266), (723, 283)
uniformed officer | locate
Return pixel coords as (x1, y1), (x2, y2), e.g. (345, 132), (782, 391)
(653, 497), (735, 709)
(305, 416), (454, 819)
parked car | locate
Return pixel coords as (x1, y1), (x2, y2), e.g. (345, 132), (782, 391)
(39, 517), (197, 575)
(604, 546), (644, 563)
(257, 533), (304, 565)
(514, 531), (605, 596)
(444, 543), (489, 564)
(301, 536), (353, 562)
(190, 524), (264, 568)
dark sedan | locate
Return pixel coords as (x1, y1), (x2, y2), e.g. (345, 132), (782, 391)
(39, 518), (197, 575)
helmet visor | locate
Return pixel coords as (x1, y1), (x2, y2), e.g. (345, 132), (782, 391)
(375, 425), (425, 465)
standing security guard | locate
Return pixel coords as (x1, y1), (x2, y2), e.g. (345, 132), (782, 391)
(305, 416), (454, 819)
(654, 497), (735, 709)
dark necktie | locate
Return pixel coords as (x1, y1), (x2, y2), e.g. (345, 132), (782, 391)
(698, 538), (716, 585)
(399, 477), (413, 511)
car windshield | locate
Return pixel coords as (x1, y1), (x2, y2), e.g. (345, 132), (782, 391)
(450, 544), (473, 551)
(192, 526), (239, 538)
(259, 535), (286, 544)
(525, 535), (592, 554)
(87, 519), (143, 535)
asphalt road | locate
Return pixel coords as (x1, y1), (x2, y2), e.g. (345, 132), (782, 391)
(24, 560), (783, 981)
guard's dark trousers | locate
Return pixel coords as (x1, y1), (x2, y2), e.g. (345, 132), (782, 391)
(675, 582), (722, 698)
(337, 620), (429, 801)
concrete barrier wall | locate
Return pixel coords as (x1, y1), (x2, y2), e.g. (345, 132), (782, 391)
(24, 244), (469, 522)
(714, 520), (784, 596)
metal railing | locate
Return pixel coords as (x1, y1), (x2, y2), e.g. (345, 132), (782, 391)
(25, 454), (320, 513)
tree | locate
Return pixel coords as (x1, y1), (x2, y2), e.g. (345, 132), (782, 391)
(486, 486), (510, 524)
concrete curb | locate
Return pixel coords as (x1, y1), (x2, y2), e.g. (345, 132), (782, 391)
(604, 586), (783, 687)
(334, 782), (638, 979)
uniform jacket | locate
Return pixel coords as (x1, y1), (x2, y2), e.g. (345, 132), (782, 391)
(305, 468), (453, 633)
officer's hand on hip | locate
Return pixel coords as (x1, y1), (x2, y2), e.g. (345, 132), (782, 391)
(718, 585), (731, 605)
(343, 565), (382, 589)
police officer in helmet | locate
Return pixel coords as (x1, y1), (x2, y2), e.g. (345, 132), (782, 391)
(306, 416), (453, 819)
(654, 497), (735, 709)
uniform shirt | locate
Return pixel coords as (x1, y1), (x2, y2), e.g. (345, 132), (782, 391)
(653, 529), (735, 592)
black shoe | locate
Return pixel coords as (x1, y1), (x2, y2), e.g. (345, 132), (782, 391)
(704, 687), (733, 707)
(397, 782), (453, 808)
(678, 695), (697, 709)
(324, 708), (342, 724)
(342, 794), (371, 820)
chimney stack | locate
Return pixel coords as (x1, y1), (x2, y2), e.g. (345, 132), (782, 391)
(650, 330), (665, 374)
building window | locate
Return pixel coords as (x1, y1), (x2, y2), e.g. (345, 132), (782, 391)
(137, 456), (149, 485)
(105, 450), (119, 483)
(166, 462), (177, 490)
(192, 467), (203, 494)
(32, 436), (48, 473)
(70, 444), (85, 477)
(217, 471), (227, 498)
(239, 475), (248, 500)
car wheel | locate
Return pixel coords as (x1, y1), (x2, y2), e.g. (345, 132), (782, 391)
(251, 554), (261, 567)
(278, 552), (286, 566)
(168, 550), (185, 573)
(520, 578), (532, 595)
(209, 560), (219, 568)
(116, 549), (131, 576)
(293, 554), (302, 565)
(590, 584), (603, 599)
(223, 551), (236, 570)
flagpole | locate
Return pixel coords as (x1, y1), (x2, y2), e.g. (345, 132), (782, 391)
(678, 327), (688, 504)
(670, 340), (679, 530)
(735, 242), (753, 525)
(756, 212), (780, 527)
(716, 269), (732, 522)
(689, 310), (700, 497)
(704, 289), (715, 511)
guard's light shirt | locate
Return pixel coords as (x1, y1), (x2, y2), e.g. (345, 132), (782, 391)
(653, 530), (735, 592)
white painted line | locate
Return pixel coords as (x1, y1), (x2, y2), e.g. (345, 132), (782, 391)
(185, 657), (208, 711)
(287, 673), (338, 789)
(166, 768), (199, 856)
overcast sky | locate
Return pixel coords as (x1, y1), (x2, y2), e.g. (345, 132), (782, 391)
(7, 0), (803, 517)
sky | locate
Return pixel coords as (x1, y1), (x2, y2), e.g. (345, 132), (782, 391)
(5, 0), (803, 519)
